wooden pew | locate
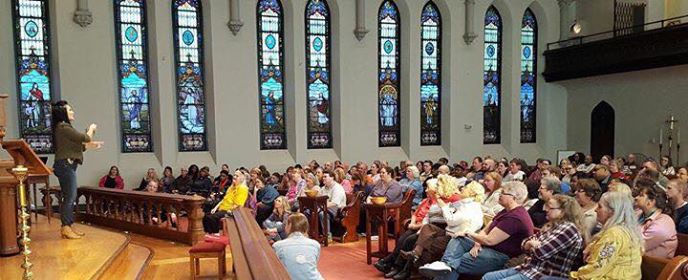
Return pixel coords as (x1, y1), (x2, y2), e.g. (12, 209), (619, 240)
(332, 191), (364, 243)
(642, 255), (688, 280)
(224, 207), (290, 280)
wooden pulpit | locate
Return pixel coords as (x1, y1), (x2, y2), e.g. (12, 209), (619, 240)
(0, 94), (52, 256)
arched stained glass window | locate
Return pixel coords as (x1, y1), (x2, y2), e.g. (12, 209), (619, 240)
(257, 0), (286, 150)
(420, 1), (441, 146)
(483, 6), (502, 144)
(173, 0), (207, 151)
(305, 0), (331, 149)
(520, 9), (537, 143)
(115, 0), (152, 153)
(378, 0), (401, 147)
(12, 0), (53, 153)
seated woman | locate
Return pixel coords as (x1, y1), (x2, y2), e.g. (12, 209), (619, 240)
(273, 213), (324, 280)
(482, 195), (585, 280)
(399, 165), (424, 209)
(634, 184), (678, 258)
(334, 167), (353, 193)
(574, 179), (602, 238)
(136, 168), (159, 191)
(666, 179), (688, 233)
(202, 171), (249, 233)
(160, 166), (175, 193)
(263, 196), (291, 241)
(297, 173), (321, 197)
(255, 176), (279, 226)
(99, 165), (124, 189)
(481, 172), (504, 218)
(419, 181), (534, 280)
(394, 179), (484, 280)
(567, 192), (642, 279)
(374, 177), (444, 276)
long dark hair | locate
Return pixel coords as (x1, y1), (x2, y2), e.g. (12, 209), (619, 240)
(638, 184), (673, 216)
(51, 100), (71, 131)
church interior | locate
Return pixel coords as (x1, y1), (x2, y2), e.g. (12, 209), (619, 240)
(2, 0), (688, 279)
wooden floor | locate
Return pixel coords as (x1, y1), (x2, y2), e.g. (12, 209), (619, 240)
(0, 215), (129, 280)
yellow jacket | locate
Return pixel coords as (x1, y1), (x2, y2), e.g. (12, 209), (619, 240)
(218, 183), (249, 212)
(571, 225), (642, 280)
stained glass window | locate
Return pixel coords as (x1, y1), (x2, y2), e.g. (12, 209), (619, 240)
(257, 0), (286, 150)
(420, 1), (441, 146)
(305, 0), (331, 149)
(378, 0), (401, 147)
(115, 0), (152, 153)
(483, 6), (502, 144)
(520, 9), (537, 143)
(12, 0), (53, 153)
(173, 0), (206, 151)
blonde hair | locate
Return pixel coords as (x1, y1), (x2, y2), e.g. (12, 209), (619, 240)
(273, 196), (291, 215)
(334, 167), (346, 183)
(547, 195), (587, 241)
(462, 181), (485, 203)
(287, 213), (309, 234)
(608, 182), (632, 196)
(436, 174), (459, 198)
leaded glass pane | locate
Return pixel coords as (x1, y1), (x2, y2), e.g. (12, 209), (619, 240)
(378, 0), (400, 147)
(420, 1), (441, 146)
(173, 0), (207, 151)
(12, 0), (53, 153)
(483, 6), (501, 144)
(306, 0), (331, 149)
(520, 9), (537, 143)
(258, 0), (286, 149)
(115, 0), (152, 152)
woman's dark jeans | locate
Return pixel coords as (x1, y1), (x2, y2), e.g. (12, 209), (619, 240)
(53, 159), (78, 226)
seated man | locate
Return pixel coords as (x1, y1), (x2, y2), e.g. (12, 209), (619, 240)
(203, 171), (249, 233)
(317, 170), (346, 236)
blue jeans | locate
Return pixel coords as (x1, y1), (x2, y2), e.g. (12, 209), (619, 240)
(482, 268), (529, 280)
(54, 159), (78, 226)
(435, 237), (510, 280)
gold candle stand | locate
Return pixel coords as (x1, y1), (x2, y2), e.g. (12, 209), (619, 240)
(12, 165), (32, 280)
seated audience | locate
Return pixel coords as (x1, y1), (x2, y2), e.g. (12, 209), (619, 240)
(666, 179), (688, 233)
(593, 164), (612, 193)
(569, 192), (642, 279)
(334, 167), (352, 193)
(136, 168), (159, 191)
(367, 166), (404, 204)
(203, 171), (249, 233)
(287, 169), (307, 207)
(273, 213), (324, 280)
(528, 158), (550, 183)
(503, 158), (526, 182)
(609, 158), (626, 181)
(255, 176), (279, 226)
(481, 172), (504, 217)
(99, 165), (124, 189)
(397, 179), (484, 279)
(496, 159), (509, 179)
(574, 179), (602, 238)
(528, 176), (562, 228)
(483, 195), (585, 280)
(374, 177), (448, 277)
(189, 166), (212, 196)
(576, 154), (596, 174)
(264, 196), (291, 241)
(634, 184), (678, 258)
(419, 181), (534, 279)
(678, 167), (688, 183)
(171, 167), (191, 194)
(160, 166), (175, 193)
(660, 155), (676, 176)
(318, 170), (347, 235)
(399, 165), (423, 209)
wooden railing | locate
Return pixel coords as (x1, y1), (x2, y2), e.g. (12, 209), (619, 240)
(77, 187), (205, 245)
(224, 207), (290, 280)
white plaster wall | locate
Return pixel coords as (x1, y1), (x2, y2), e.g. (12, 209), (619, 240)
(564, 65), (688, 165)
(0, 0), (566, 189)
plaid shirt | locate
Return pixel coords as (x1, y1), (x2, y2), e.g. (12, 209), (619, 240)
(516, 221), (584, 279)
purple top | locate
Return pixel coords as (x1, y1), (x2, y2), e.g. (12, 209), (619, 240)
(369, 179), (404, 204)
(486, 206), (534, 258)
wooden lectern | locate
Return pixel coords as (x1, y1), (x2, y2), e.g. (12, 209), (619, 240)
(0, 94), (52, 256)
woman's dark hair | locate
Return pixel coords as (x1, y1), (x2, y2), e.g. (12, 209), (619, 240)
(638, 184), (672, 216)
(51, 100), (71, 131)
(188, 164), (199, 179)
(109, 165), (120, 176)
(164, 166), (173, 177)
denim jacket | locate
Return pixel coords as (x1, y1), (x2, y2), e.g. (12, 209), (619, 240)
(272, 232), (323, 280)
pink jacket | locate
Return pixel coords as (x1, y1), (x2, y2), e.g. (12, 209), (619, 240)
(640, 212), (678, 259)
(98, 175), (124, 189)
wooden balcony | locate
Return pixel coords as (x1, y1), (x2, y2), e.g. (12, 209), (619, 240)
(543, 16), (688, 82)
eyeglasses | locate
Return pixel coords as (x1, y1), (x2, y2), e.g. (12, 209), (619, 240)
(500, 192), (516, 197)
(545, 205), (561, 210)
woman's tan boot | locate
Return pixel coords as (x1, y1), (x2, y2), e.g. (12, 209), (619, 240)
(61, 226), (82, 239)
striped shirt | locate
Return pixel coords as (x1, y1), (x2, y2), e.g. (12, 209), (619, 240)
(516, 221), (584, 279)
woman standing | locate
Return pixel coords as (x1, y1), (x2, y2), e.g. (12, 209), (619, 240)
(51, 100), (102, 239)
